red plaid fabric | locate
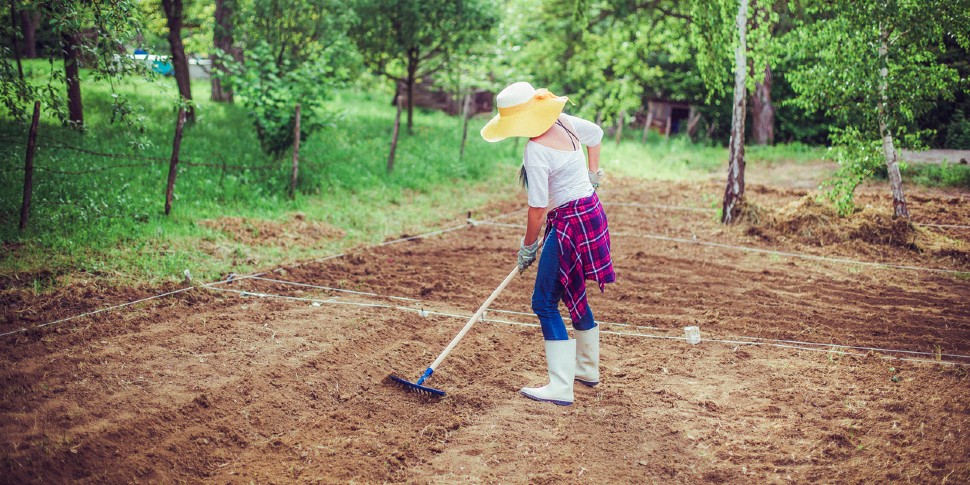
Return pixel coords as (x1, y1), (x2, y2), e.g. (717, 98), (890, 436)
(545, 192), (615, 323)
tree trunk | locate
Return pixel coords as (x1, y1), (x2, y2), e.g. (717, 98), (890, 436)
(641, 104), (654, 143)
(722, 0), (748, 224)
(162, 0), (195, 122)
(878, 27), (909, 219)
(751, 64), (774, 145)
(8, 2), (23, 81)
(405, 48), (417, 136)
(62, 32), (83, 127)
(19, 10), (38, 58)
(211, 0), (233, 102)
(387, 89), (403, 173)
(165, 107), (187, 215)
(19, 101), (40, 231)
(460, 94), (471, 160)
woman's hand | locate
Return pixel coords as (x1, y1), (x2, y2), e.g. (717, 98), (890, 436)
(517, 238), (540, 273)
(589, 168), (604, 189)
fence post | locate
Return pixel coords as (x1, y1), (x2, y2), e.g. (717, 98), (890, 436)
(19, 101), (40, 231)
(387, 89), (402, 174)
(165, 107), (187, 215)
(459, 93), (471, 160)
(290, 103), (301, 199)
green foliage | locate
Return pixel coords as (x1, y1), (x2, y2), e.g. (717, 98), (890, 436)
(786, 0), (970, 211)
(1, 0), (149, 136)
(222, 41), (349, 157)
(351, 0), (498, 84)
(945, 109), (970, 149)
(819, 128), (885, 216)
(220, 0), (358, 157)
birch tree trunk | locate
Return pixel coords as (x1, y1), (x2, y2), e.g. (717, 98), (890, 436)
(751, 64), (774, 145)
(877, 27), (910, 219)
(722, 0), (748, 224)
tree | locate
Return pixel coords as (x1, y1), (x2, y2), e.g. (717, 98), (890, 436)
(224, 0), (357, 158)
(2, 1), (145, 129)
(162, 0), (194, 122)
(351, 0), (498, 135)
(211, 0), (234, 102)
(721, 0), (748, 222)
(687, 0), (776, 222)
(786, 0), (970, 217)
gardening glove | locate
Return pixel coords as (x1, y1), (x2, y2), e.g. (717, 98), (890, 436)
(517, 238), (540, 274)
(588, 168), (605, 189)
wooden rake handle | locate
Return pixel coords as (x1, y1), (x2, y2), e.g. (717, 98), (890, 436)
(427, 265), (520, 372)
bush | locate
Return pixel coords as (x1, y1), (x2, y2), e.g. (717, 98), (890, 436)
(820, 127), (884, 216)
(221, 42), (346, 158)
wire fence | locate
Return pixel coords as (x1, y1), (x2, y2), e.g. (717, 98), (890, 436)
(1, 102), (317, 230)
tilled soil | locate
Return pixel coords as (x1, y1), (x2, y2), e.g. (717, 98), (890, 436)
(2, 178), (969, 483)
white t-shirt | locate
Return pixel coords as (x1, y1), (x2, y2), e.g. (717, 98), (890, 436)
(523, 114), (604, 209)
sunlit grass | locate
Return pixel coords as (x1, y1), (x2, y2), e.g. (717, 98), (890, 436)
(0, 61), (521, 286)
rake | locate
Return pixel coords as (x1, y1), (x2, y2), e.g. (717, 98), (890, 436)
(389, 265), (520, 398)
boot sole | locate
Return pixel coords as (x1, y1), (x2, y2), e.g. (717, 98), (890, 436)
(576, 379), (598, 387)
(519, 391), (572, 406)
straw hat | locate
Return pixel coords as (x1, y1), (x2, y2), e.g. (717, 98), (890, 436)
(480, 82), (569, 143)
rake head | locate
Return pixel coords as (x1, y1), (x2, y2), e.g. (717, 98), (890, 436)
(387, 368), (445, 398)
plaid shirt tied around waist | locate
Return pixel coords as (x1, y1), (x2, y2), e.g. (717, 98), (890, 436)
(545, 192), (615, 323)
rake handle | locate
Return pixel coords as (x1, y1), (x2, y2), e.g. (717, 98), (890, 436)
(427, 265), (520, 372)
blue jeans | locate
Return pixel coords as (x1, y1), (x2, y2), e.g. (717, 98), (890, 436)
(532, 231), (596, 340)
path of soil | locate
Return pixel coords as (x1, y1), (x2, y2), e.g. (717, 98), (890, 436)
(2, 177), (969, 483)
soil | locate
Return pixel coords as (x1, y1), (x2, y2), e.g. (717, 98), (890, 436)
(197, 212), (345, 247)
(2, 175), (969, 484)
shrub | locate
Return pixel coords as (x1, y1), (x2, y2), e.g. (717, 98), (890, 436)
(820, 127), (884, 216)
(221, 42), (346, 158)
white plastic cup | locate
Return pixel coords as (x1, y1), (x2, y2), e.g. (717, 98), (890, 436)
(684, 326), (701, 345)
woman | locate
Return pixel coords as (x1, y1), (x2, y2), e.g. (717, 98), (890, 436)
(481, 81), (615, 406)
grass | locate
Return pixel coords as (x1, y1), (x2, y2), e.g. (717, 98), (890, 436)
(604, 131), (825, 181)
(1, 60), (521, 287)
(899, 162), (970, 189)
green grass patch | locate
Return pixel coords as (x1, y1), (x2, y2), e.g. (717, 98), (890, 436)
(899, 162), (970, 189)
(605, 133), (825, 181)
(1, 61), (521, 286)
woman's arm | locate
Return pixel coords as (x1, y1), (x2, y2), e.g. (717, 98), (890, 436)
(524, 206), (546, 246)
(587, 143), (601, 172)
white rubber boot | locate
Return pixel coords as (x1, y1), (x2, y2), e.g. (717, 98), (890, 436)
(520, 339), (576, 406)
(575, 326), (600, 387)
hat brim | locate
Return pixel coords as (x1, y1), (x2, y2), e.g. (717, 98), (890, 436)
(480, 96), (568, 143)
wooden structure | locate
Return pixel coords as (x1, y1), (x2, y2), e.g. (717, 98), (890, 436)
(638, 99), (700, 141)
(399, 78), (494, 117)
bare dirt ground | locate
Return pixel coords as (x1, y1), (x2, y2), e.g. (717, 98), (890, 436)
(2, 173), (969, 483)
